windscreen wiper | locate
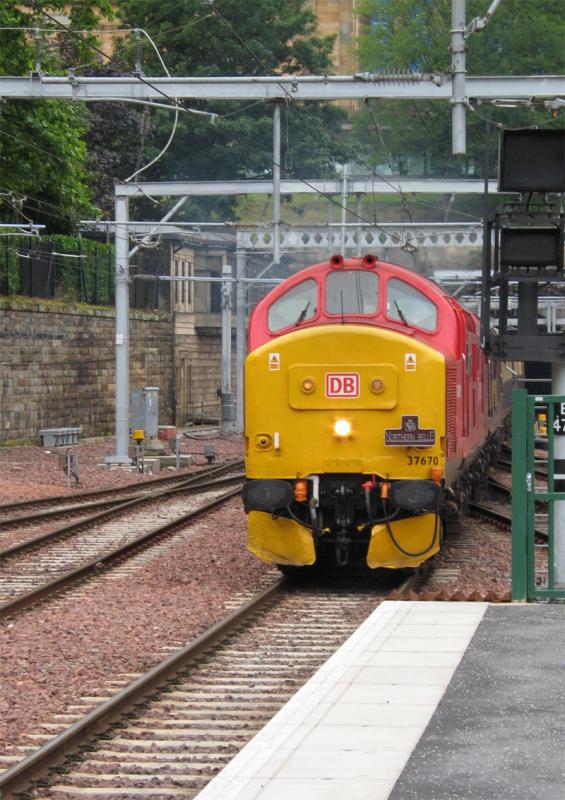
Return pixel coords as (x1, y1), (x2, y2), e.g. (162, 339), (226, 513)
(294, 301), (311, 325)
(394, 301), (409, 326)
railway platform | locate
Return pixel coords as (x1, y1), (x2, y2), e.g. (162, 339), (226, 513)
(195, 600), (565, 800)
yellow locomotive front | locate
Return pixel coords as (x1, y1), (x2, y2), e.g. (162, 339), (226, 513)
(244, 323), (447, 570)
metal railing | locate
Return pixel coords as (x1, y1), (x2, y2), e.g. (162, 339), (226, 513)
(512, 389), (565, 600)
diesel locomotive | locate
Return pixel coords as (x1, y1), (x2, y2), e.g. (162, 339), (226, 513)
(242, 254), (512, 570)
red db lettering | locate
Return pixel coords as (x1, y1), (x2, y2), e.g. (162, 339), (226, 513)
(326, 372), (359, 397)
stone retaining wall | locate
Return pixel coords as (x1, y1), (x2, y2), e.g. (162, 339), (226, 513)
(0, 297), (174, 444)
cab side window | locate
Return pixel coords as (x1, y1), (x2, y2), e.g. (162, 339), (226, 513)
(267, 279), (317, 332)
(386, 278), (437, 332)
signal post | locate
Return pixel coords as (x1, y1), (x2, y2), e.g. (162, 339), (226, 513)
(481, 128), (565, 597)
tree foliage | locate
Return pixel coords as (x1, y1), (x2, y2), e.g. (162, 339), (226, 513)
(0, 0), (351, 228)
(116, 0), (350, 219)
(354, 0), (565, 176)
(83, 68), (147, 218)
(0, 2), (113, 232)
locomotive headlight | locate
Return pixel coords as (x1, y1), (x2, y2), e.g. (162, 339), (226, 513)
(334, 419), (351, 437)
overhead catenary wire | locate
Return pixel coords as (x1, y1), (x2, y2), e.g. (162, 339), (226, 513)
(204, 0), (389, 238)
(5, 7), (486, 255)
(0, 127), (67, 163)
(123, 28), (178, 182)
(346, 100), (483, 223)
(33, 10), (215, 183)
(204, 1), (296, 105)
(357, 111), (422, 268)
(193, 7), (479, 251)
(0, 190), (76, 227)
(466, 98), (562, 130)
(19, 7), (439, 245)
(0, 12), (216, 75)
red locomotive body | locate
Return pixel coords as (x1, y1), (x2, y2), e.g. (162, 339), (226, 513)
(243, 255), (511, 569)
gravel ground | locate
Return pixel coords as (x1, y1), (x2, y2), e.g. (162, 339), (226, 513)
(0, 430), (243, 503)
(0, 497), (272, 754)
(0, 437), (514, 761)
(0, 431), (272, 757)
(427, 518), (512, 597)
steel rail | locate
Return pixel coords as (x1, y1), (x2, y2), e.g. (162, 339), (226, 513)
(468, 501), (514, 527)
(0, 577), (285, 800)
(0, 472), (244, 560)
(488, 476), (547, 512)
(0, 484), (243, 618)
(468, 500), (548, 541)
(487, 477), (511, 496)
(496, 457), (548, 480)
(0, 493), (146, 528)
(0, 459), (244, 516)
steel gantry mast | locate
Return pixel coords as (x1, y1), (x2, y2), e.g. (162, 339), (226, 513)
(4, 1), (565, 461)
(2, 73), (565, 105)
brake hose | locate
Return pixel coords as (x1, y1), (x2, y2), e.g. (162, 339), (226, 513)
(383, 499), (441, 558)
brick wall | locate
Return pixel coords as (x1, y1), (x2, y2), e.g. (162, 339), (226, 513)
(0, 297), (174, 444)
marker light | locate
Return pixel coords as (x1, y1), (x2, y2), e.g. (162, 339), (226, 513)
(330, 254), (345, 269)
(370, 378), (384, 394)
(334, 419), (351, 437)
(301, 377), (316, 394)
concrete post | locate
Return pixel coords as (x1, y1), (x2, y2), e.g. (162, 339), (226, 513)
(107, 193), (131, 464)
(327, 197), (334, 257)
(451, 0), (467, 155)
(356, 194), (362, 255)
(273, 101), (282, 266)
(220, 258), (233, 435)
(235, 250), (247, 432)
(340, 167), (348, 255)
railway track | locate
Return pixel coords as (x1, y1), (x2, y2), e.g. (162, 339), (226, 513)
(0, 466), (244, 558)
(0, 571), (413, 800)
(0, 474), (244, 618)
(0, 460), (244, 528)
(469, 498), (548, 541)
(497, 456), (550, 481)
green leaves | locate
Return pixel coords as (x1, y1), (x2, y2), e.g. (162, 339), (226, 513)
(354, 0), (565, 177)
(0, 2), (112, 231)
(115, 0), (347, 218)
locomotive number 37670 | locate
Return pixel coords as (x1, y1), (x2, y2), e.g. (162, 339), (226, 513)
(406, 455), (439, 465)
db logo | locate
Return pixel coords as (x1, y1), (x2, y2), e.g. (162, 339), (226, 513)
(326, 372), (360, 398)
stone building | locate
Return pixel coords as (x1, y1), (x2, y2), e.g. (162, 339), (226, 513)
(309, 0), (361, 74)
(166, 232), (236, 426)
(0, 230), (238, 444)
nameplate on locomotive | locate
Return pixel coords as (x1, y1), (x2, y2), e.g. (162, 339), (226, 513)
(384, 415), (436, 447)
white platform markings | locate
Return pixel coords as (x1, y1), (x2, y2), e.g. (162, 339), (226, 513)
(195, 600), (488, 800)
